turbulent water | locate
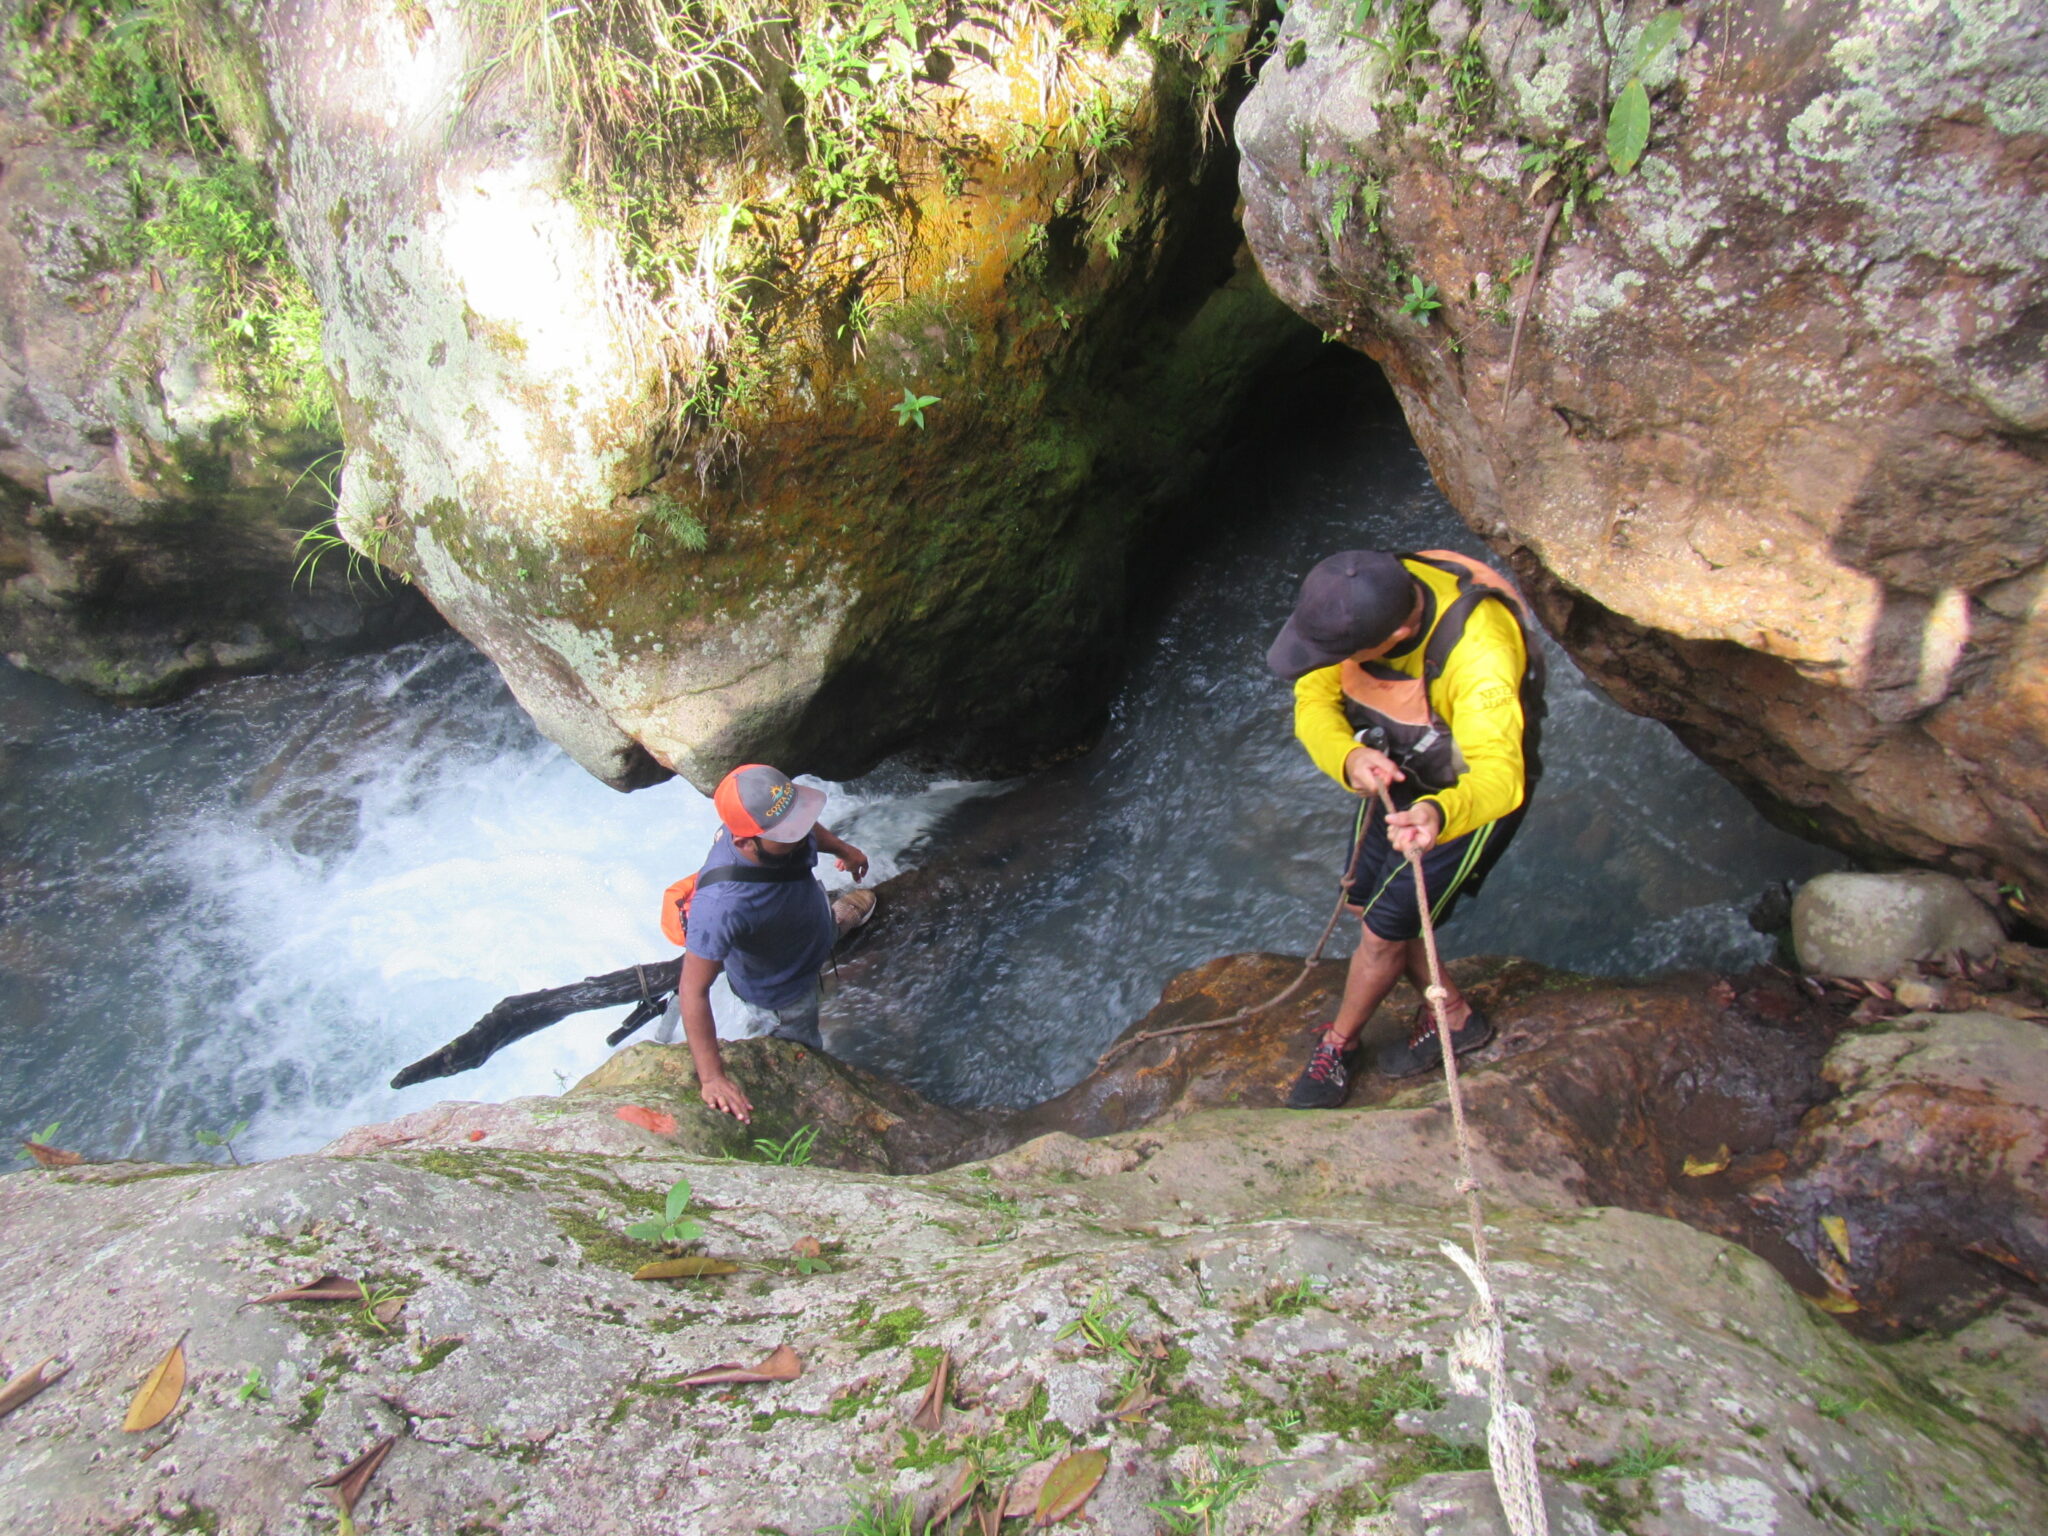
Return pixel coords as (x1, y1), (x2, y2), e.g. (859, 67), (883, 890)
(0, 370), (1839, 1157)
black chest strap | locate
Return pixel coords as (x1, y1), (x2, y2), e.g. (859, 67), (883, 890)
(696, 862), (813, 889)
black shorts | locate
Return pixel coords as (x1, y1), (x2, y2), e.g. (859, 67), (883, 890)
(1342, 795), (1527, 943)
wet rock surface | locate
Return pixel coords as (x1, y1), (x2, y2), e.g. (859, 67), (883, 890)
(1235, 0), (2048, 891)
(0, 78), (436, 701)
(5, 1070), (2044, 1534)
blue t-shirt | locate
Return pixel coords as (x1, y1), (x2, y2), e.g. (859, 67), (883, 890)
(685, 829), (836, 1010)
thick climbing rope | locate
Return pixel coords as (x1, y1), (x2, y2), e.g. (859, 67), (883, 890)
(1385, 786), (1548, 1536)
(1095, 809), (1375, 1070)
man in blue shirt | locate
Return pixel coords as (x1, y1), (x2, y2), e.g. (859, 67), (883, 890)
(676, 764), (874, 1123)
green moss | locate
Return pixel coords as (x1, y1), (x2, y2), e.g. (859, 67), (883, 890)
(59, 1163), (214, 1187)
(1301, 1356), (1441, 1440)
(853, 1304), (928, 1354)
(1161, 1388), (1237, 1445)
(547, 1205), (659, 1273)
(404, 1337), (465, 1374)
(290, 1381), (328, 1431)
(902, 1345), (945, 1391)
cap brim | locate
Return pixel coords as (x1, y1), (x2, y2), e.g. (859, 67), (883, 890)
(1266, 617), (1350, 680)
(768, 782), (826, 842)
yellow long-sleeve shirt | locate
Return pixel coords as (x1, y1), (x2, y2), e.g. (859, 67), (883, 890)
(1292, 560), (1529, 843)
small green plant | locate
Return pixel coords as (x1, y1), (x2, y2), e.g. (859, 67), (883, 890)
(17, 1120), (62, 1160)
(625, 1177), (706, 1248)
(1057, 1288), (1140, 1364)
(644, 494), (709, 552)
(193, 1117), (250, 1165)
(752, 1124), (820, 1166)
(1268, 1275), (1326, 1317)
(1815, 1393), (1871, 1421)
(1605, 10), (1683, 178)
(235, 1365), (270, 1403)
(1148, 1446), (1270, 1535)
(891, 388), (939, 429)
(831, 1496), (921, 1536)
(1399, 274), (1442, 322)
(359, 1281), (409, 1335)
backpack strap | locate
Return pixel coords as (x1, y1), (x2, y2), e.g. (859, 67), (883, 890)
(695, 862), (814, 889)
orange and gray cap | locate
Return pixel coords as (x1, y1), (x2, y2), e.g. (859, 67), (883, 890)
(713, 764), (826, 842)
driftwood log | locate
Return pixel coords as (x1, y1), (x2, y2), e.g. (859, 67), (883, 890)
(389, 958), (679, 1088)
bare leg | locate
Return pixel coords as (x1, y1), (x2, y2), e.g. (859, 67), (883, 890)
(1326, 926), (1470, 1048)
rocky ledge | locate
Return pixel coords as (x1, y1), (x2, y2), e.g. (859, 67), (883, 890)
(4, 951), (2045, 1534)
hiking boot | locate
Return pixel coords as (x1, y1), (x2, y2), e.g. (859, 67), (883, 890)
(1376, 1004), (1494, 1079)
(832, 888), (879, 941)
(1286, 1034), (1359, 1109)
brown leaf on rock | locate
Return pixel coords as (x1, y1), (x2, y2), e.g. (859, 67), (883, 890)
(0, 1357), (70, 1422)
(1814, 1289), (1861, 1315)
(1111, 1381), (1165, 1422)
(1003, 1456), (1059, 1515)
(21, 1140), (83, 1168)
(247, 1274), (366, 1306)
(632, 1257), (740, 1281)
(909, 1348), (950, 1434)
(1821, 1215), (1853, 1265)
(1034, 1448), (1109, 1526)
(122, 1334), (187, 1432)
(923, 1461), (980, 1528)
(372, 1297), (407, 1328)
(978, 1483), (1010, 1535)
(314, 1434), (397, 1516)
(792, 1236), (824, 1260)
(675, 1344), (802, 1387)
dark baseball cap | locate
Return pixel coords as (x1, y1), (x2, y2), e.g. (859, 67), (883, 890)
(1266, 551), (1415, 679)
(713, 764), (826, 841)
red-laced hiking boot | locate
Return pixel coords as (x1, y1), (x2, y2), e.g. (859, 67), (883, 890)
(1376, 1004), (1493, 1080)
(1286, 1033), (1360, 1109)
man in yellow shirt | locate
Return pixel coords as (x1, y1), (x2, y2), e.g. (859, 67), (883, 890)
(1266, 549), (1542, 1107)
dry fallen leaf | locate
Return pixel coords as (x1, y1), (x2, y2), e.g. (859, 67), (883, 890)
(21, 1140), (83, 1168)
(0, 1357), (70, 1422)
(978, 1484), (1008, 1536)
(247, 1275), (366, 1306)
(467, 1129), (486, 1142)
(372, 1298), (406, 1328)
(923, 1461), (980, 1529)
(123, 1333), (188, 1433)
(792, 1236), (824, 1260)
(314, 1434), (397, 1517)
(632, 1257), (740, 1281)
(614, 1104), (679, 1136)
(148, 264), (165, 293)
(1815, 1290), (1861, 1315)
(675, 1344), (802, 1387)
(1821, 1215), (1853, 1265)
(1033, 1448), (1109, 1526)
(1111, 1381), (1165, 1423)
(909, 1348), (950, 1434)
(1003, 1456), (1059, 1516)
(1682, 1146), (1732, 1178)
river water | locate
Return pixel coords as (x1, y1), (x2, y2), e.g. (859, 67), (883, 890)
(0, 366), (1840, 1160)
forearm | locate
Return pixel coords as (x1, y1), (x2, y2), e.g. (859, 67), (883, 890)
(1293, 668), (1359, 788)
(812, 823), (854, 860)
(679, 985), (725, 1083)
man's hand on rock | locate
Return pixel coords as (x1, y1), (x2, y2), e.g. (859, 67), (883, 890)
(1386, 801), (1442, 856)
(835, 844), (869, 882)
(1344, 745), (1404, 796)
(700, 1075), (753, 1123)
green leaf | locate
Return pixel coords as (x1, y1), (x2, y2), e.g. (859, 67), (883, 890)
(1606, 78), (1651, 177)
(665, 1178), (693, 1224)
(1632, 10), (1683, 76)
(624, 1219), (666, 1242)
(667, 1217), (705, 1244)
(195, 1130), (221, 1146)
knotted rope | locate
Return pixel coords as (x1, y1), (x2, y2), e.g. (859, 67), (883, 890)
(1384, 786), (1547, 1536)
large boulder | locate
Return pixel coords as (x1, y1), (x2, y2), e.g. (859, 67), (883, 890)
(1235, 0), (2048, 892)
(0, 58), (434, 700)
(213, 0), (1314, 790)
(1790, 869), (2006, 979)
(3, 1092), (2040, 1533)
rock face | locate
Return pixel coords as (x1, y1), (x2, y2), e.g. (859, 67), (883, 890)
(222, 0), (1314, 790)
(5, 1085), (2042, 1533)
(0, 74), (434, 701)
(1236, 0), (2048, 891)
(1790, 869), (2006, 979)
